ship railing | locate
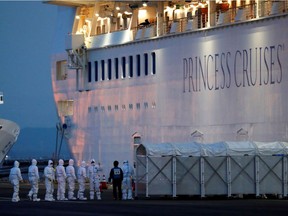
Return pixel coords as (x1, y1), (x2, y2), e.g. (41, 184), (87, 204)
(132, 1), (288, 41)
(77, 1), (288, 43)
(134, 24), (157, 40)
(65, 33), (88, 70)
(166, 17), (198, 34)
(217, 3), (257, 24)
(258, 0), (288, 17)
(90, 27), (129, 37)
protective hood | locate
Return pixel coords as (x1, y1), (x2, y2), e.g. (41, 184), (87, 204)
(32, 159), (37, 166)
(59, 159), (64, 166)
(69, 159), (74, 166)
(48, 160), (53, 167)
(81, 161), (86, 167)
(14, 160), (19, 168)
(123, 160), (128, 164)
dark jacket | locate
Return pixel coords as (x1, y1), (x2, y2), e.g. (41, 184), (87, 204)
(109, 166), (123, 182)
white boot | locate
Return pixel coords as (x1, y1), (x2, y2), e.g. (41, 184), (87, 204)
(27, 191), (33, 200)
(79, 192), (87, 200)
(96, 191), (101, 200)
(33, 194), (40, 202)
(90, 191), (94, 200)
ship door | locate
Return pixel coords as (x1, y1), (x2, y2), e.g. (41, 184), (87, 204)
(132, 132), (141, 147)
(132, 132), (141, 167)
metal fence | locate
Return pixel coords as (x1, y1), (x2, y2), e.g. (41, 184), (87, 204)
(135, 142), (288, 198)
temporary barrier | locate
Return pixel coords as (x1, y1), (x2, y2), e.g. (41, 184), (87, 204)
(135, 141), (288, 198)
(101, 174), (108, 190)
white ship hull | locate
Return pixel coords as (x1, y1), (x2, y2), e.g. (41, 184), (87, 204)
(0, 119), (20, 165)
(50, 1), (288, 172)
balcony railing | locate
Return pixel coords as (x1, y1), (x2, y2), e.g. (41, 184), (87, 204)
(81, 1), (288, 45)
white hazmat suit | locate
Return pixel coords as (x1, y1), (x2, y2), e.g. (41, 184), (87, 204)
(77, 161), (87, 200)
(56, 159), (67, 200)
(87, 159), (101, 200)
(122, 160), (135, 200)
(27, 159), (40, 201)
(44, 160), (55, 201)
(66, 159), (77, 200)
(9, 161), (23, 202)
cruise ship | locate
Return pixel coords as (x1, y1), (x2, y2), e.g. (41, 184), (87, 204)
(0, 93), (20, 165)
(47, 0), (288, 172)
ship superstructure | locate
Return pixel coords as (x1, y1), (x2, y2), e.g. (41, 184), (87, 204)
(48, 0), (288, 172)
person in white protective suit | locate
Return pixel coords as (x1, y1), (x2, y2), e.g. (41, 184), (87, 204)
(121, 160), (135, 200)
(87, 159), (102, 200)
(9, 160), (23, 202)
(56, 159), (67, 200)
(77, 161), (87, 200)
(44, 160), (55, 201)
(27, 159), (40, 201)
(66, 159), (77, 200)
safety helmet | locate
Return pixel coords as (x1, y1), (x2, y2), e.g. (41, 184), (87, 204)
(91, 159), (95, 164)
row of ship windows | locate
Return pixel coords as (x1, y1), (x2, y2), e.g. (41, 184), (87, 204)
(88, 52), (156, 82)
(57, 100), (156, 117)
(88, 102), (157, 113)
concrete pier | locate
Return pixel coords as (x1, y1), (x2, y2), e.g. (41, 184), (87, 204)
(0, 181), (288, 215)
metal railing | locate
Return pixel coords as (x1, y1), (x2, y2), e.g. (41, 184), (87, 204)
(86, 1), (288, 42)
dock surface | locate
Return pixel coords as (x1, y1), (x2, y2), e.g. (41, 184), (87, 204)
(0, 181), (288, 215)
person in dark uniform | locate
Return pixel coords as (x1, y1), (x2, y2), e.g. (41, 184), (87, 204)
(109, 160), (123, 200)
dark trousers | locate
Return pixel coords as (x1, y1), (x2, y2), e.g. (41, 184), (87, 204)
(112, 179), (122, 200)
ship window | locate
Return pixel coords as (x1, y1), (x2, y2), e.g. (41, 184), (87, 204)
(144, 53), (148, 76)
(88, 62), (92, 83)
(122, 104), (126, 110)
(136, 103), (140, 110)
(115, 105), (119, 111)
(108, 59), (112, 80)
(101, 106), (105, 112)
(129, 55), (133, 78)
(108, 105), (112, 111)
(101, 60), (105, 81)
(133, 136), (141, 144)
(129, 104), (133, 110)
(56, 60), (67, 81)
(57, 100), (73, 116)
(122, 57), (126, 78)
(151, 52), (156, 75)
(114, 58), (119, 79)
(95, 61), (98, 82)
(94, 106), (98, 112)
(136, 54), (141, 77)
(144, 102), (148, 109)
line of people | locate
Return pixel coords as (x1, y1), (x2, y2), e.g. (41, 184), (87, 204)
(8, 158), (135, 202)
